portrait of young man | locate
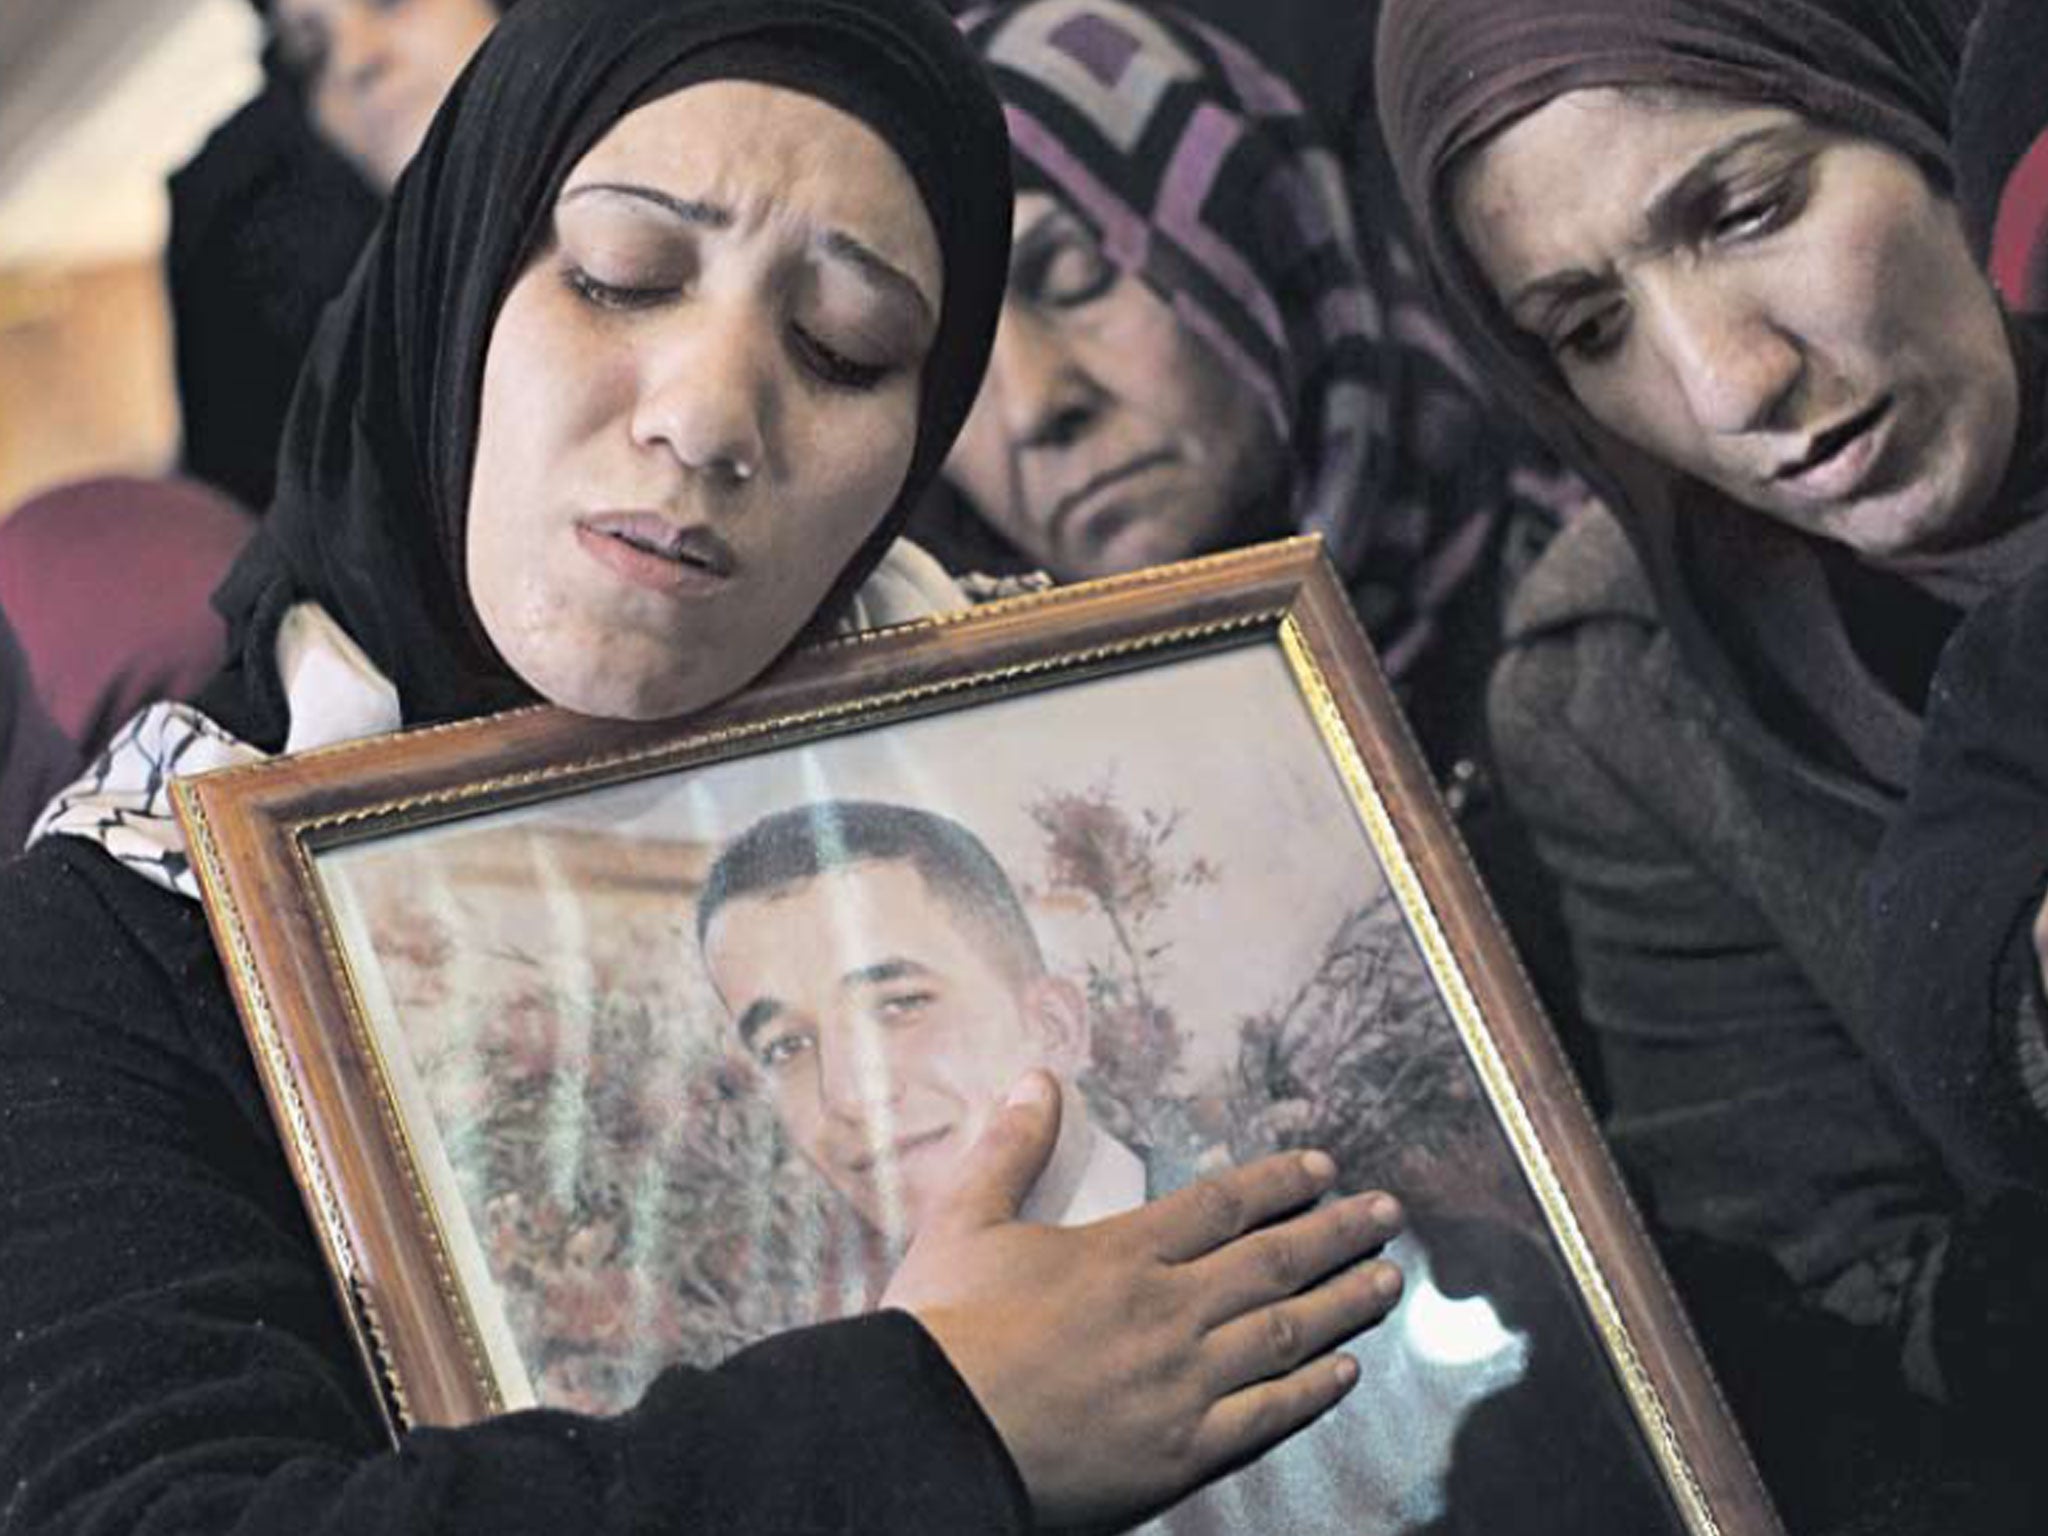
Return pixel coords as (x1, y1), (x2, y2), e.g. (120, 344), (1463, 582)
(696, 797), (1150, 1246)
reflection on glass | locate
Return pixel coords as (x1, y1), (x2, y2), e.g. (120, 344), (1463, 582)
(318, 646), (1682, 1532)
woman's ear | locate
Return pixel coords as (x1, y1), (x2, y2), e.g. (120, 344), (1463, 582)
(1024, 974), (1090, 1074)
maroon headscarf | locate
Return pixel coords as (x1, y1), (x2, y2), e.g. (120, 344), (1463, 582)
(1375, 0), (1973, 504)
(1372, 0), (1986, 786)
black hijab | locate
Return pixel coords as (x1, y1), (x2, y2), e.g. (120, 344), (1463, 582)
(202, 0), (1012, 747)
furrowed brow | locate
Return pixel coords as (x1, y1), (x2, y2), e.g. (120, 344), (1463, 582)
(1641, 126), (1795, 246)
(560, 182), (734, 229)
(1507, 125), (1800, 330)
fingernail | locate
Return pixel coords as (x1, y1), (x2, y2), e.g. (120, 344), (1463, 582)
(1367, 1193), (1403, 1230)
(1006, 1070), (1054, 1108)
(1300, 1149), (1337, 1183)
(1370, 1262), (1404, 1302)
(1334, 1353), (1360, 1389)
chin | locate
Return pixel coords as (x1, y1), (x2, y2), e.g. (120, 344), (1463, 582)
(503, 642), (706, 722)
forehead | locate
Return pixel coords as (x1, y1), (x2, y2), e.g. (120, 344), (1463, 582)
(710, 860), (980, 969)
(564, 79), (942, 300)
(272, 0), (338, 25)
(1454, 89), (1803, 300)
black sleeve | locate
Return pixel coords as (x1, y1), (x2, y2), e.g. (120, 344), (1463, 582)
(1869, 562), (2048, 1203)
(0, 840), (1030, 1536)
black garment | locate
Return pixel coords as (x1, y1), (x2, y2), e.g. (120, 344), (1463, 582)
(200, 0), (1013, 746)
(1870, 556), (2048, 1202)
(3, 1), (1024, 1529)
(167, 81), (381, 516)
(0, 834), (1028, 1536)
(0, 609), (79, 854)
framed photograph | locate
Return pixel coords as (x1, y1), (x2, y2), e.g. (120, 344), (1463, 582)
(175, 538), (1780, 1536)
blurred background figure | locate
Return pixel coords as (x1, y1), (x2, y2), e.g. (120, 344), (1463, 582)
(930, 0), (1586, 780)
(0, 0), (500, 851)
(0, 477), (254, 767)
(170, 0), (502, 514)
(1954, 0), (2048, 313)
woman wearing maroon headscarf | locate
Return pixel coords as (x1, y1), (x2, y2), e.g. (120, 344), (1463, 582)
(1374, 0), (2047, 1523)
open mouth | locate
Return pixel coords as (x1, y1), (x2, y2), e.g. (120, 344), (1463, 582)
(1774, 397), (1892, 487)
(575, 513), (736, 592)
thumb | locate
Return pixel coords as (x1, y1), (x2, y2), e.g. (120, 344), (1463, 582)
(930, 1070), (1063, 1233)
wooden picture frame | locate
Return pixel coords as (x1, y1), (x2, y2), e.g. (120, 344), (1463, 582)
(174, 538), (1781, 1536)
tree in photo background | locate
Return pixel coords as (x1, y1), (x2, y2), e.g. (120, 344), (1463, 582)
(370, 786), (1510, 1415)
(371, 896), (878, 1416)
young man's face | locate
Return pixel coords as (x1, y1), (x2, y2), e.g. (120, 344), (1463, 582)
(702, 858), (1084, 1240)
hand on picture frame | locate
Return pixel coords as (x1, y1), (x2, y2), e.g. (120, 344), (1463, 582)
(882, 1068), (1406, 1529)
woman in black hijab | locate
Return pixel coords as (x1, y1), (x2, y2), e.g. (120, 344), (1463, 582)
(0, 2), (1406, 1533)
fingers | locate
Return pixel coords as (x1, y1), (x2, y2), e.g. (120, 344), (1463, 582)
(1188, 1191), (1403, 1328)
(1140, 1150), (1339, 1263)
(1195, 1351), (1364, 1474)
(922, 1069), (1064, 1235)
(1203, 1258), (1404, 1394)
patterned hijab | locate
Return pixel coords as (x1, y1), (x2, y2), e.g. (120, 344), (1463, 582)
(962, 0), (1540, 677)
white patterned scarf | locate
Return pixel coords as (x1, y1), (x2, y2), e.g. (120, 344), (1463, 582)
(28, 543), (966, 901)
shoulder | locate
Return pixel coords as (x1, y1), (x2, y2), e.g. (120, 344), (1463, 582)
(1490, 505), (1696, 794)
(1501, 501), (1660, 644)
(0, 835), (225, 1048)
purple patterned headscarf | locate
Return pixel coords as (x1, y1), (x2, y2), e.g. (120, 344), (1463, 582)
(964, 0), (1557, 679)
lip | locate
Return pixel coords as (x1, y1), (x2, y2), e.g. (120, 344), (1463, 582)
(574, 513), (737, 594)
(1770, 397), (1894, 502)
(1048, 449), (1180, 558)
(844, 1126), (953, 1176)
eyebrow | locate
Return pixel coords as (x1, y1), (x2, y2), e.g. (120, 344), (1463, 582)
(843, 958), (934, 991)
(1505, 125), (1800, 327)
(735, 997), (784, 1050)
(560, 181), (733, 229)
(820, 230), (936, 326)
(561, 181), (935, 322)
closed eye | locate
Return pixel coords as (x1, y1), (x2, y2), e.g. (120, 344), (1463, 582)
(791, 326), (894, 392)
(562, 264), (673, 311)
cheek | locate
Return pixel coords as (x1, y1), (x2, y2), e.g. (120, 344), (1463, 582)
(466, 284), (597, 634)
(1563, 356), (1701, 469)
(758, 397), (919, 601)
(1083, 298), (1190, 422)
(944, 399), (1014, 526)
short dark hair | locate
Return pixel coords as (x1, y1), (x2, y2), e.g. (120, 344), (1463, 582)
(697, 799), (1046, 984)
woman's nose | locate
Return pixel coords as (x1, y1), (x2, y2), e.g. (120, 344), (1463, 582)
(629, 299), (771, 488)
(1644, 276), (1804, 437)
(991, 307), (1106, 454)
